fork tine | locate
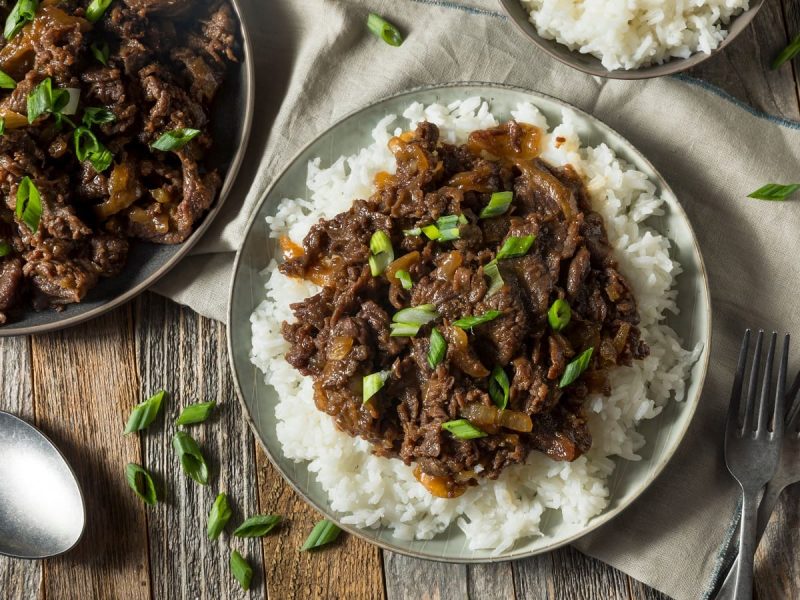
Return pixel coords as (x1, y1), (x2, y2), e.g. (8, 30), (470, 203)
(743, 330), (764, 432)
(728, 329), (751, 429)
(756, 332), (777, 433)
(769, 334), (789, 435)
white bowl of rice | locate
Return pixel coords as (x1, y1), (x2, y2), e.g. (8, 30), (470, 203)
(500, 0), (764, 78)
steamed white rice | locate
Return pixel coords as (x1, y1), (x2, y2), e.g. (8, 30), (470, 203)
(250, 98), (699, 553)
(521, 0), (749, 71)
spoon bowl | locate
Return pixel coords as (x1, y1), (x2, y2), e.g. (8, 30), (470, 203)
(0, 411), (85, 559)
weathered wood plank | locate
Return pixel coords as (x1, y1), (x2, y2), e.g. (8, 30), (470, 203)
(754, 485), (800, 600)
(255, 448), (385, 599)
(133, 293), (261, 598)
(468, 563), (516, 599)
(383, 553), (466, 600)
(0, 335), (43, 600)
(29, 308), (150, 599)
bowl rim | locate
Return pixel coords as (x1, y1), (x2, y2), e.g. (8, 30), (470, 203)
(227, 81), (713, 563)
(0, 0), (256, 337)
(496, 0), (765, 80)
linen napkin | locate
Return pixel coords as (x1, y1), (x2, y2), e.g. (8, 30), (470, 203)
(154, 1), (800, 598)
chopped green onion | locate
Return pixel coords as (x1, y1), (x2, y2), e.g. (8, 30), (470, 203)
(403, 227), (422, 236)
(74, 127), (113, 173)
(172, 431), (209, 485)
(427, 327), (447, 369)
(0, 116), (5, 136)
(0, 241), (10, 257)
(452, 310), (502, 330)
(176, 400), (216, 426)
(392, 304), (439, 325)
(233, 515), (281, 538)
(151, 128), (201, 152)
(123, 389), (165, 434)
(547, 299), (571, 331)
(207, 493), (232, 540)
(15, 176), (41, 233)
(0, 69), (16, 90)
(559, 347), (594, 388)
(363, 370), (389, 403)
(300, 519), (342, 551)
(86, 0), (113, 23)
(230, 551), (253, 591)
(396, 269), (413, 290)
(441, 419), (487, 440)
(125, 463), (157, 505)
(484, 260), (503, 297)
(480, 191), (513, 219)
(747, 183), (800, 201)
(368, 253), (391, 277)
(421, 224), (440, 240)
(489, 366), (510, 410)
(390, 322), (420, 337)
(82, 107), (116, 127)
(366, 13), (403, 47)
(4, 0), (37, 40)
(437, 227), (461, 242)
(436, 215), (460, 230)
(62, 88), (80, 116)
(368, 230), (394, 276)
(496, 235), (535, 260)
(91, 41), (110, 66)
(26, 78), (73, 125)
(772, 33), (800, 70)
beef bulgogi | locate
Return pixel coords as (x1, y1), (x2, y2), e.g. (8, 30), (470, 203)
(0, 0), (238, 323)
(281, 120), (649, 498)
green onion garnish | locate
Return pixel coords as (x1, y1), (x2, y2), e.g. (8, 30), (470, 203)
(151, 128), (201, 152)
(452, 310), (502, 330)
(176, 400), (216, 426)
(123, 389), (165, 434)
(233, 515), (281, 538)
(559, 347), (594, 388)
(396, 269), (413, 290)
(0, 69), (16, 90)
(0, 116), (5, 136)
(390, 322), (420, 337)
(547, 299), (571, 331)
(489, 366), (510, 410)
(172, 431), (210, 485)
(4, 0), (37, 40)
(436, 215), (461, 229)
(16, 176), (41, 233)
(421, 224), (441, 240)
(484, 260), (503, 297)
(366, 13), (403, 47)
(363, 371), (389, 403)
(496, 235), (535, 260)
(427, 327), (447, 369)
(0, 241), (10, 257)
(82, 107), (116, 127)
(301, 519), (342, 551)
(368, 230), (394, 276)
(393, 304), (439, 325)
(772, 33), (800, 70)
(747, 183), (800, 201)
(230, 550), (253, 591)
(125, 463), (157, 505)
(441, 419), (487, 440)
(91, 41), (110, 66)
(480, 191), (513, 219)
(207, 492), (232, 540)
(403, 227), (422, 236)
(86, 0), (113, 23)
(74, 127), (113, 173)
(26, 78), (76, 126)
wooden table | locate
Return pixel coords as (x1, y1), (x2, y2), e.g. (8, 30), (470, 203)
(2, 5), (799, 598)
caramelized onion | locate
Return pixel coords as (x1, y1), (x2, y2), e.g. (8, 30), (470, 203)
(613, 322), (631, 354)
(0, 110), (28, 130)
(413, 465), (467, 499)
(95, 162), (141, 219)
(460, 402), (532, 433)
(467, 122), (541, 161)
(374, 171), (396, 188)
(328, 336), (353, 360)
(385, 251), (420, 284)
(307, 256), (344, 287)
(279, 235), (304, 260)
(445, 326), (489, 378)
(128, 207), (169, 234)
(436, 251), (462, 280)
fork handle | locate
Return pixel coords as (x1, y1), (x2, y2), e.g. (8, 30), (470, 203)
(733, 489), (759, 600)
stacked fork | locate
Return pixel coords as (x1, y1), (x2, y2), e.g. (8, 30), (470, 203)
(715, 330), (799, 600)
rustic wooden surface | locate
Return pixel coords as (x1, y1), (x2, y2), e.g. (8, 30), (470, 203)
(2, 4), (800, 599)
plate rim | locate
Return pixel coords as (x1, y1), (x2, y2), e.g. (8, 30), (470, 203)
(0, 0), (256, 337)
(227, 81), (713, 563)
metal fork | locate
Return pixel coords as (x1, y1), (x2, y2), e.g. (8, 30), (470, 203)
(724, 330), (789, 600)
(715, 371), (800, 599)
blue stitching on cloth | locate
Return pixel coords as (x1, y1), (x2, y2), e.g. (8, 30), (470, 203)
(407, 0), (507, 19)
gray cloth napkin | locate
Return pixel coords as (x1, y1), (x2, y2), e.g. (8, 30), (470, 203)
(154, 1), (800, 598)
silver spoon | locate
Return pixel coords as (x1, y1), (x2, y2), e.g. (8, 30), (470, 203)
(0, 411), (85, 559)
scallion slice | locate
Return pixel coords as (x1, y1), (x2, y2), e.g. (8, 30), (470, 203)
(489, 365), (510, 410)
(176, 400), (216, 426)
(15, 176), (41, 233)
(123, 389), (165, 434)
(4, 0), (37, 41)
(366, 13), (403, 47)
(403, 227), (422, 236)
(151, 128), (201, 152)
(233, 515), (281, 538)
(496, 235), (535, 260)
(0, 69), (16, 90)
(436, 215), (460, 230)
(747, 183), (800, 201)
(83, 107), (116, 127)
(300, 519), (342, 551)
(368, 230), (394, 276)
(441, 419), (487, 440)
(207, 492), (232, 540)
(427, 327), (447, 369)
(0, 116), (5, 136)
(772, 33), (800, 70)
(0, 241), (10, 257)
(452, 310), (502, 330)
(230, 551), (253, 591)
(86, 0), (113, 23)
(91, 41), (110, 66)
(421, 224), (440, 240)
(390, 322), (420, 337)
(547, 299), (571, 331)
(479, 191), (513, 219)
(172, 431), (210, 485)
(74, 127), (113, 173)
(392, 304), (439, 325)
(125, 463), (157, 505)
(396, 269), (413, 290)
(363, 371), (389, 403)
(559, 347), (594, 388)
(484, 260), (503, 297)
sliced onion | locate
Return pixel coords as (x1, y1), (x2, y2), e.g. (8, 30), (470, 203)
(460, 402), (532, 433)
(385, 251), (420, 284)
(436, 251), (463, 280)
(328, 336), (353, 360)
(63, 88), (81, 115)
